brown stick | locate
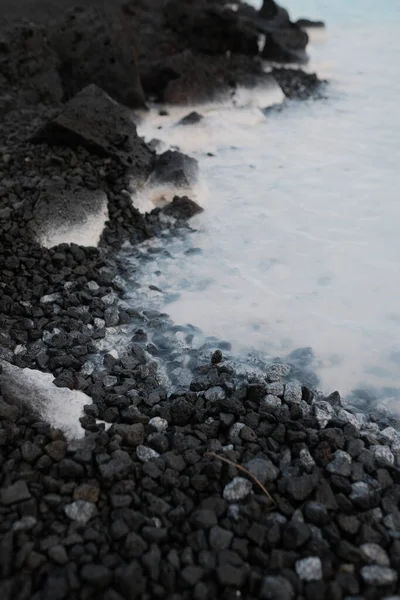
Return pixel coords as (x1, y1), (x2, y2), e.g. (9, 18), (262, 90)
(204, 452), (276, 511)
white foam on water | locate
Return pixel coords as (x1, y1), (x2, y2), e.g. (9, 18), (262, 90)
(38, 201), (109, 249)
(126, 0), (400, 400)
(0, 361), (90, 439)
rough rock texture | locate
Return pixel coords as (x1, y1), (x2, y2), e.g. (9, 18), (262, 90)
(48, 4), (146, 108)
(32, 84), (154, 172)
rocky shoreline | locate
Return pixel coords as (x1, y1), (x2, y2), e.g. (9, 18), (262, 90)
(1, 1), (400, 599)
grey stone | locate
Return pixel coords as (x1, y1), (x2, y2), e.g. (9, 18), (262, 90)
(360, 543), (390, 566)
(261, 394), (282, 414)
(284, 380), (302, 404)
(229, 422), (245, 444)
(299, 448), (316, 471)
(371, 445), (394, 468)
(336, 408), (360, 428)
(103, 376), (118, 389)
(265, 363), (291, 382)
(265, 382), (284, 396)
(360, 565), (398, 586)
(295, 556), (323, 581)
(136, 445), (160, 462)
(64, 501), (97, 524)
(12, 516), (37, 532)
(379, 427), (399, 446)
(326, 450), (352, 477)
(104, 306), (119, 327)
(21, 441), (42, 464)
(223, 477), (252, 502)
(148, 417), (168, 433)
(313, 400), (334, 428)
(112, 424), (145, 447)
(349, 481), (380, 510)
(204, 386), (226, 401)
(260, 575), (295, 600)
(245, 456), (279, 483)
(1, 481), (31, 505)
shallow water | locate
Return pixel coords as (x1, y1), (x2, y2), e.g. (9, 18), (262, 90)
(124, 0), (400, 403)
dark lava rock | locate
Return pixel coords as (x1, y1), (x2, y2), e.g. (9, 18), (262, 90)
(161, 196), (203, 221)
(81, 564), (112, 587)
(260, 575), (295, 600)
(32, 84), (153, 171)
(147, 150), (199, 189)
(49, 4), (146, 108)
(0, 21), (63, 106)
(282, 521), (311, 549)
(177, 111), (203, 126)
(296, 18), (325, 28)
(1, 481), (31, 505)
(286, 473), (318, 502)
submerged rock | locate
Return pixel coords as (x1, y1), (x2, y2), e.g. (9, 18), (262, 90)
(161, 196), (203, 221)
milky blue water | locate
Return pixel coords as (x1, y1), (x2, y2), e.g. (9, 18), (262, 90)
(124, 0), (400, 408)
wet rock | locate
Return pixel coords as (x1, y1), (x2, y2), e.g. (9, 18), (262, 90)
(223, 477), (253, 502)
(1, 481), (31, 505)
(33, 84), (153, 171)
(177, 111), (204, 126)
(147, 150), (199, 189)
(295, 556), (323, 581)
(161, 196), (203, 221)
(296, 18), (325, 28)
(261, 394), (282, 414)
(64, 500), (97, 524)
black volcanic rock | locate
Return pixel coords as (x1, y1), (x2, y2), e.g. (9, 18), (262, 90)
(32, 84), (153, 172)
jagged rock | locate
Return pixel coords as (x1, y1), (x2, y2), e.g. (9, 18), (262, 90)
(32, 84), (153, 172)
(49, 4), (145, 108)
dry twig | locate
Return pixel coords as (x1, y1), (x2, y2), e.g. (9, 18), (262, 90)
(204, 451), (276, 511)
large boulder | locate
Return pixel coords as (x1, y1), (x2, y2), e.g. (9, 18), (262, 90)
(32, 84), (154, 173)
(0, 22), (63, 106)
(164, 0), (259, 56)
(48, 4), (146, 108)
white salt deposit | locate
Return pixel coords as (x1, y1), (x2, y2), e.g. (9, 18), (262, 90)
(0, 361), (89, 439)
(38, 200), (109, 248)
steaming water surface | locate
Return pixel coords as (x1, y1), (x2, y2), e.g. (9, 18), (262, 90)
(126, 0), (400, 403)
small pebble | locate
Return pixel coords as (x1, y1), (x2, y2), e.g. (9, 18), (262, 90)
(360, 543), (390, 566)
(223, 477), (252, 502)
(136, 445), (160, 462)
(360, 565), (398, 586)
(295, 556), (322, 581)
(64, 501), (97, 525)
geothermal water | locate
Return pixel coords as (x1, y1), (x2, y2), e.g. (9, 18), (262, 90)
(122, 0), (400, 406)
